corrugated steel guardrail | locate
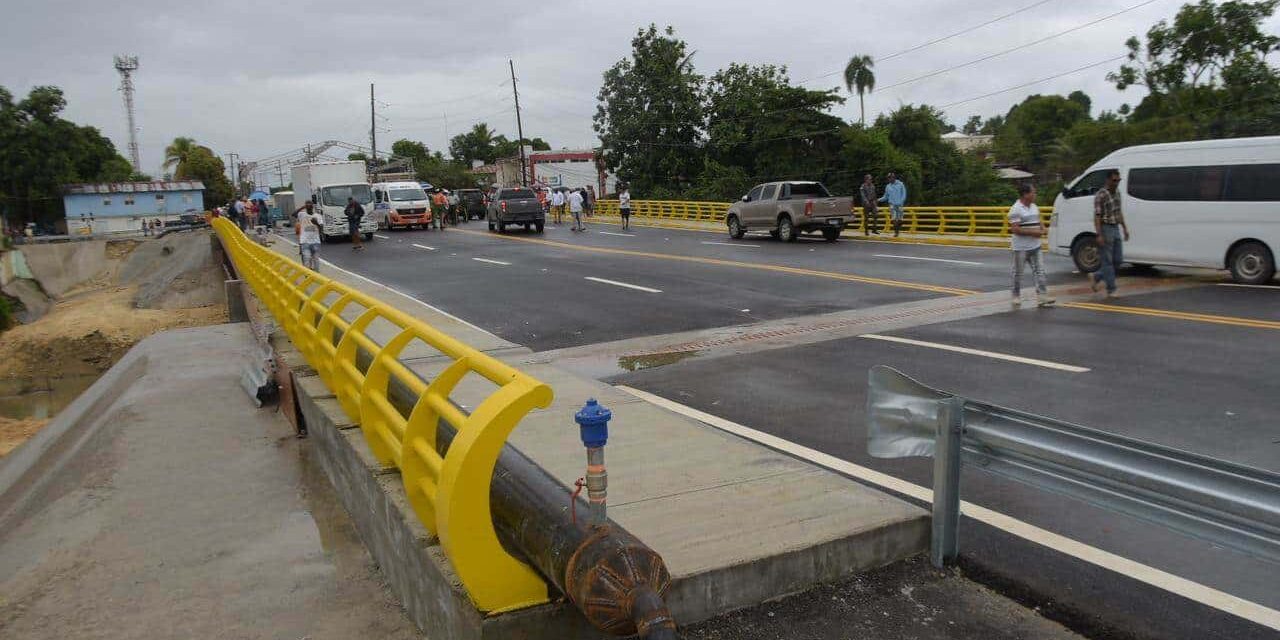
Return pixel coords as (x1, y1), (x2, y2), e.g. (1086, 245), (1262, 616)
(211, 217), (551, 613)
(594, 200), (1053, 237)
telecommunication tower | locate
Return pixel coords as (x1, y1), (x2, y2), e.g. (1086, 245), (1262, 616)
(113, 55), (142, 173)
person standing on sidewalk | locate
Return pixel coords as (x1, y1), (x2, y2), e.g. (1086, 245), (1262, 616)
(583, 186), (595, 218)
(295, 202), (324, 270)
(859, 174), (880, 235)
(551, 188), (566, 225)
(1009, 184), (1054, 308)
(1091, 170), (1129, 298)
(878, 173), (907, 237)
(618, 184), (632, 230)
(568, 188), (586, 232)
(344, 197), (365, 251)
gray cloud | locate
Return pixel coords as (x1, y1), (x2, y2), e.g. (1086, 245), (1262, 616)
(4, 0), (1274, 184)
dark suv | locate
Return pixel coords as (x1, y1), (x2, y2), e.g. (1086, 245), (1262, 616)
(487, 187), (545, 233)
(456, 189), (486, 221)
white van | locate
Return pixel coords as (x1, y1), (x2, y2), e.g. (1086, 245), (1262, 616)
(1049, 136), (1280, 284)
(372, 181), (432, 230)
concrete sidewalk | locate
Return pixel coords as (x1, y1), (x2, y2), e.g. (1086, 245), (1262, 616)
(0, 325), (421, 639)
(262, 236), (930, 625)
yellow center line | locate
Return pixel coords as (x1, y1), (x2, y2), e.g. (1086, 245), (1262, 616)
(1064, 301), (1280, 330)
(447, 228), (976, 296)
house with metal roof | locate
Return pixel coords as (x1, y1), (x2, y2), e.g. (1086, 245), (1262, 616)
(62, 181), (205, 234)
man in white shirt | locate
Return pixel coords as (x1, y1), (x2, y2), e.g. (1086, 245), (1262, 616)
(294, 202), (325, 271)
(1008, 184), (1054, 308)
(618, 185), (632, 230)
(568, 189), (585, 232)
(551, 188), (566, 224)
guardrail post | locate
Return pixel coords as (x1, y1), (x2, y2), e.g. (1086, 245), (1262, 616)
(931, 396), (964, 568)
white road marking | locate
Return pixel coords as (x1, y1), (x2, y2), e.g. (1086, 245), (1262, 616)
(1217, 283), (1278, 290)
(874, 253), (985, 266)
(859, 334), (1090, 373)
(472, 258), (511, 266)
(374, 234), (390, 239)
(583, 276), (662, 293)
(702, 241), (761, 248)
(270, 234), (496, 337)
(411, 243), (436, 251)
(616, 385), (1280, 633)
(599, 231), (636, 237)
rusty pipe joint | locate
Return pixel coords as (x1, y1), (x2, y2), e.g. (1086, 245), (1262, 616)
(574, 399), (612, 526)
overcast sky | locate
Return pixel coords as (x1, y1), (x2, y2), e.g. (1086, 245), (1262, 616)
(5, 0), (1275, 185)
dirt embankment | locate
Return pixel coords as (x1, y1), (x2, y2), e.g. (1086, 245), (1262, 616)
(0, 232), (228, 454)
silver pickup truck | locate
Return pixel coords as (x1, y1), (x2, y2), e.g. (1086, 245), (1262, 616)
(725, 181), (853, 242)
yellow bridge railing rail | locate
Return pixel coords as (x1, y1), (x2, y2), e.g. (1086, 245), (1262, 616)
(212, 217), (550, 614)
(594, 200), (1053, 236)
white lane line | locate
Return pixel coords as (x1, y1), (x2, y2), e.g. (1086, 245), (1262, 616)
(1217, 283), (1278, 289)
(374, 234), (390, 239)
(583, 276), (662, 293)
(616, 385), (1280, 633)
(859, 334), (1090, 373)
(270, 234), (497, 337)
(702, 241), (761, 248)
(472, 258), (511, 266)
(411, 243), (437, 251)
(599, 231), (636, 237)
(873, 253), (985, 266)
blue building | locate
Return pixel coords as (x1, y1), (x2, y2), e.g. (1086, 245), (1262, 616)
(62, 181), (205, 234)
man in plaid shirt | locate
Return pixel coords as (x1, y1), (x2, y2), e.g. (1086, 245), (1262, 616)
(1092, 170), (1130, 297)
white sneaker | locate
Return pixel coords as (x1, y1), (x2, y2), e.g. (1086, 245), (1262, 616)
(1011, 298), (1023, 309)
(1037, 296), (1056, 307)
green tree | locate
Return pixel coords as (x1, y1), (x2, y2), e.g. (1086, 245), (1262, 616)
(842, 54), (876, 126)
(347, 152), (369, 161)
(993, 94), (1090, 172)
(174, 146), (234, 206)
(392, 138), (475, 188)
(163, 137), (212, 177)
(962, 115), (983, 135)
(704, 63), (845, 194)
(594, 24), (705, 196)
(448, 123), (499, 165)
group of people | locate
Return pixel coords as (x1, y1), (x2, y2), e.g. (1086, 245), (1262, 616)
(221, 197), (271, 231)
(857, 173), (908, 237)
(140, 218), (165, 236)
(542, 186), (597, 231)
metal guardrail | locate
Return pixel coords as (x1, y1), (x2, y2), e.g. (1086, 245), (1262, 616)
(594, 199), (1053, 237)
(865, 365), (1280, 568)
(211, 217), (553, 613)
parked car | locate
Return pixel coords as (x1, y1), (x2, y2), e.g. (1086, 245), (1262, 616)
(457, 189), (486, 220)
(725, 181), (854, 242)
(487, 187), (545, 233)
(372, 181), (432, 230)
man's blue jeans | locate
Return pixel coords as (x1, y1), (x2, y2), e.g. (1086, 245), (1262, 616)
(1094, 224), (1123, 293)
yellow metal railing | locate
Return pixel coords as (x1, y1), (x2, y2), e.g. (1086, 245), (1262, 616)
(594, 200), (1053, 237)
(212, 217), (550, 614)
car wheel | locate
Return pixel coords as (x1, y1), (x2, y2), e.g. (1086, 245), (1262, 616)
(769, 229), (780, 239)
(777, 216), (797, 242)
(822, 227), (840, 242)
(1071, 234), (1101, 273)
(363, 232), (373, 241)
(1228, 241), (1275, 285)
(727, 215), (745, 239)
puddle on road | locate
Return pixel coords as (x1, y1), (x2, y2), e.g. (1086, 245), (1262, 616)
(617, 350), (701, 372)
(0, 375), (99, 420)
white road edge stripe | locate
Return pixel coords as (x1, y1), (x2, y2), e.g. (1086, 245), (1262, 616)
(472, 258), (511, 266)
(702, 241), (761, 248)
(873, 253), (985, 266)
(271, 234), (497, 337)
(599, 231), (636, 237)
(1217, 283), (1278, 290)
(615, 384), (1280, 633)
(411, 243), (436, 251)
(860, 334), (1090, 373)
(374, 234), (390, 239)
(583, 276), (662, 293)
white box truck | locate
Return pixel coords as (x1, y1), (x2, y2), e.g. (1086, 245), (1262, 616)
(290, 161), (377, 241)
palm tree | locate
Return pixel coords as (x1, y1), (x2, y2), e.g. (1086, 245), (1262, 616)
(843, 55), (876, 126)
(162, 137), (211, 178)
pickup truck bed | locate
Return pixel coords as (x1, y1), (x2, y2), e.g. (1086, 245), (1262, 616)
(725, 181), (853, 242)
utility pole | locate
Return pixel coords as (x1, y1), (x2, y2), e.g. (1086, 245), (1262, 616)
(370, 83), (378, 181)
(227, 153), (239, 197)
(510, 59), (528, 187)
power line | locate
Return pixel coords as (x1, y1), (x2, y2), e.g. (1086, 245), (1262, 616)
(938, 55), (1127, 109)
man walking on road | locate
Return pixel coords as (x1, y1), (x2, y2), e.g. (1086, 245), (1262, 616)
(859, 174), (879, 235)
(345, 196), (365, 251)
(295, 202), (324, 271)
(1009, 184), (1054, 308)
(878, 173), (907, 237)
(1091, 169), (1129, 298)
(568, 188), (585, 232)
(618, 184), (632, 231)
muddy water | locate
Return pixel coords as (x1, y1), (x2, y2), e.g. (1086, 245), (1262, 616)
(0, 375), (99, 420)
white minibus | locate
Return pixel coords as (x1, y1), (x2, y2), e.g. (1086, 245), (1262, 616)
(1049, 136), (1279, 284)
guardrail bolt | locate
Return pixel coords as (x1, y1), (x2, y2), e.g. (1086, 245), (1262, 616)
(575, 398), (611, 527)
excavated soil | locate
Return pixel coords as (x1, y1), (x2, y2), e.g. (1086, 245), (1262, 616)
(0, 416), (48, 456)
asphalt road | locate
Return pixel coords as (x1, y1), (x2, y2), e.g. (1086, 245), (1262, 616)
(286, 221), (1279, 639)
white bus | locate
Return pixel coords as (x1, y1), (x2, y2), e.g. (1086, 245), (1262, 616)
(1049, 136), (1280, 284)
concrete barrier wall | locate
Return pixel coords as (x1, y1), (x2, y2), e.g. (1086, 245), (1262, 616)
(18, 241), (108, 298)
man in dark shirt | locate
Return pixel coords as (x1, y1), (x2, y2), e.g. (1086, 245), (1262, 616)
(345, 197), (365, 251)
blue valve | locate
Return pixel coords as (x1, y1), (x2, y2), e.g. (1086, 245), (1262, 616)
(574, 398), (612, 448)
